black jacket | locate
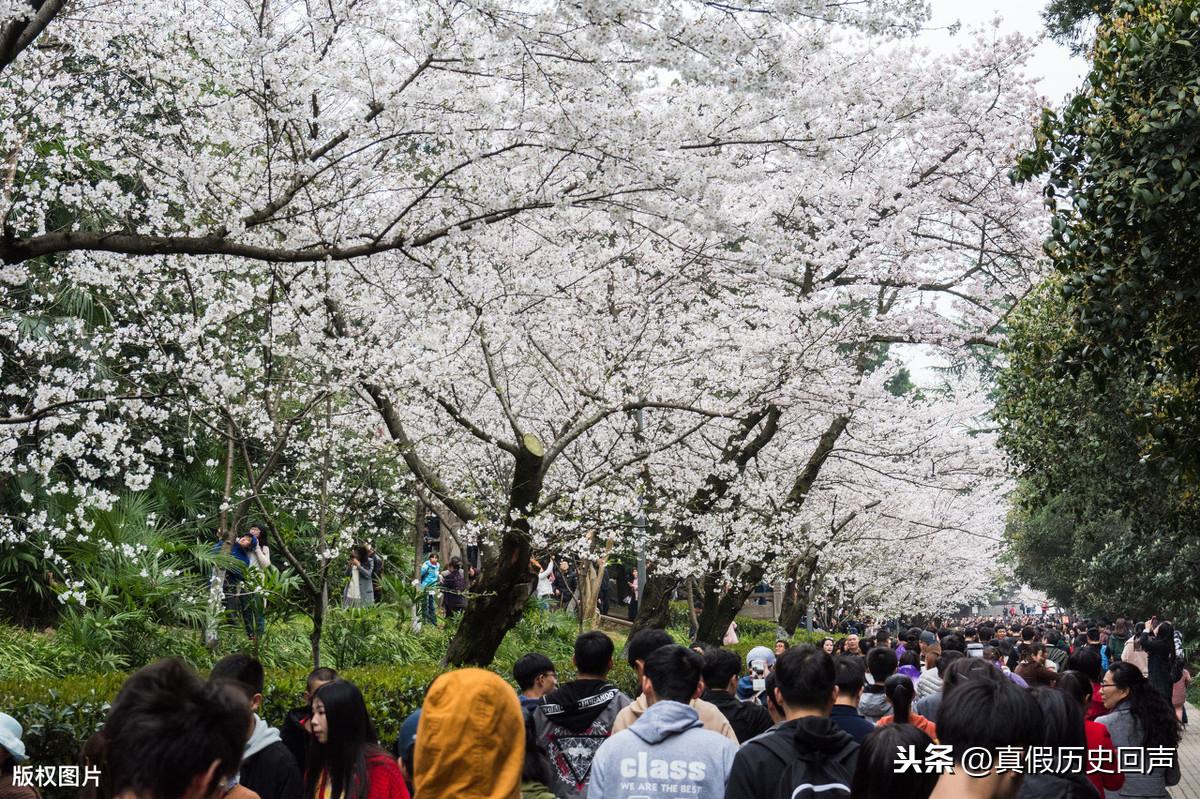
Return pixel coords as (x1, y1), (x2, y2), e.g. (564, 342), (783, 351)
(241, 740), (303, 799)
(828, 704), (875, 745)
(725, 716), (859, 799)
(1016, 772), (1100, 799)
(279, 707), (311, 776)
(701, 689), (772, 743)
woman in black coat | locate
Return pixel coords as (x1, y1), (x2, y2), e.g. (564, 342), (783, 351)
(1138, 619), (1177, 700)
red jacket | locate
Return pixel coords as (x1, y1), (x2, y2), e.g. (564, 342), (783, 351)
(1085, 682), (1106, 722)
(1085, 720), (1125, 797)
(313, 751), (410, 799)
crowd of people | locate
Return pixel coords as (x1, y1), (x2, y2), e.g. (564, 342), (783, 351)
(0, 612), (1188, 799)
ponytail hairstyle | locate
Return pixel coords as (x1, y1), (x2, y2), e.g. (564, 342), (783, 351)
(883, 673), (916, 724)
(1106, 661), (1181, 749)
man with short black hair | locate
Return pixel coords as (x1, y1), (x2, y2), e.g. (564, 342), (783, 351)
(700, 648), (772, 742)
(90, 658), (251, 799)
(858, 646), (897, 722)
(531, 631), (631, 799)
(611, 629), (736, 741)
(279, 666), (337, 773)
(829, 657), (873, 744)
(209, 654), (303, 799)
(514, 652), (558, 711)
(928, 677), (1043, 799)
(965, 626), (985, 658)
(725, 646), (858, 799)
(589, 646), (738, 798)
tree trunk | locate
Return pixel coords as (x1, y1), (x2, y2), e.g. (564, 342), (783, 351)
(576, 555), (606, 631)
(629, 573), (678, 636)
(694, 565), (764, 644)
(310, 590), (325, 667)
(779, 555), (820, 635)
(443, 435), (545, 666)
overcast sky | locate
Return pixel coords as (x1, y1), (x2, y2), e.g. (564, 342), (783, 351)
(922, 0), (1088, 103)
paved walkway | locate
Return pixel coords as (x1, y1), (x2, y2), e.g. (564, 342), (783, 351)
(1175, 704), (1200, 798)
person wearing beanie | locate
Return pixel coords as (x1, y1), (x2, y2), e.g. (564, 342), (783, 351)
(0, 712), (37, 799)
(735, 646), (777, 704)
(392, 710), (421, 795)
(415, 669), (525, 799)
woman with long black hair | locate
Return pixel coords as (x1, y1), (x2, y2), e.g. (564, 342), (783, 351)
(850, 724), (937, 799)
(1015, 688), (1096, 798)
(1138, 620), (1176, 700)
(307, 680), (409, 799)
(1097, 662), (1181, 798)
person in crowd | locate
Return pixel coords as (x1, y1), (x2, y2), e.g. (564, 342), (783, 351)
(1015, 643), (1058, 687)
(822, 637), (835, 655)
(917, 646), (949, 700)
(80, 658), (252, 799)
(964, 626), (984, 658)
(1066, 646), (1106, 722)
(440, 557), (468, 617)
(858, 647), (897, 723)
(1015, 688), (1097, 799)
(281, 667), (338, 774)
(213, 530), (260, 638)
(762, 673), (786, 728)
(843, 633), (862, 657)
(391, 710), (420, 796)
(514, 653), (558, 712)
(775, 638), (790, 656)
(725, 645), (858, 799)
(1056, 670), (1124, 798)
(1138, 619), (1177, 700)
(875, 673), (936, 740)
(829, 656), (874, 745)
(914, 652), (983, 725)
(246, 524), (271, 638)
(588, 645), (738, 798)
(343, 545), (375, 608)
(1044, 630), (1071, 672)
(850, 724), (937, 799)
(612, 629), (736, 741)
(418, 552), (440, 624)
(895, 627), (920, 660)
(1172, 662), (1191, 724)
(209, 654), (303, 799)
(896, 649), (923, 684)
(1098, 662), (1182, 799)
(737, 645), (776, 704)
(530, 631), (631, 799)
(982, 646), (1028, 688)
(365, 543), (384, 603)
(415, 669), (523, 797)
(1107, 619), (1129, 667)
(1120, 627), (1150, 677)
(0, 712), (38, 799)
(521, 713), (557, 799)
(1086, 627), (1109, 672)
(701, 648), (772, 743)
(553, 559), (576, 611)
(927, 676), (1043, 799)
(533, 558), (555, 607)
(307, 680), (407, 799)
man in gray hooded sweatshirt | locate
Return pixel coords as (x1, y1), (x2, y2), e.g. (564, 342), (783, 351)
(588, 645), (738, 798)
(210, 654), (303, 799)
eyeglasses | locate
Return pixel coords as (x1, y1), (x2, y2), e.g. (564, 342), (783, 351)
(1100, 682), (1117, 688)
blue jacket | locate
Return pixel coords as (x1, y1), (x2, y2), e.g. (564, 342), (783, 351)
(213, 537), (255, 583)
(829, 704), (875, 745)
(419, 560), (440, 589)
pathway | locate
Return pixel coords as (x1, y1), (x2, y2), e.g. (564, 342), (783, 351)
(1175, 703), (1200, 798)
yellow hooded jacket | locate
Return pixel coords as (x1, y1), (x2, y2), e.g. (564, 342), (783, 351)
(414, 668), (524, 799)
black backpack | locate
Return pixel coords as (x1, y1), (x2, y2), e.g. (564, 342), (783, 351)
(754, 726), (858, 799)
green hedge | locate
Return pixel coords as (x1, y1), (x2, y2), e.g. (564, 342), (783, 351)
(0, 664), (445, 799)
